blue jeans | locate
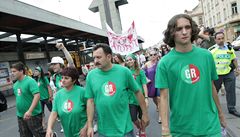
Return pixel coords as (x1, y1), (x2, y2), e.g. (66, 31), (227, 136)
(98, 130), (135, 137)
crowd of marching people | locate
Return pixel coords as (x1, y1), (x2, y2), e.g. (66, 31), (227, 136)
(7, 13), (240, 137)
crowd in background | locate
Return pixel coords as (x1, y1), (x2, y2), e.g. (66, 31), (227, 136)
(5, 13), (240, 137)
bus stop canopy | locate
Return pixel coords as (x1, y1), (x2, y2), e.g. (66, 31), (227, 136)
(0, 0), (108, 51)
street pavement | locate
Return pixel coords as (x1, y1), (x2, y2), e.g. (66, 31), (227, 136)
(0, 51), (239, 137)
(0, 96), (161, 137)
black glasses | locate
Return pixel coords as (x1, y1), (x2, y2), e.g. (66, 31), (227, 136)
(150, 53), (157, 56)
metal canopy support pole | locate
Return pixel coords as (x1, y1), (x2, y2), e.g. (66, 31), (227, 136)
(16, 33), (25, 64)
(43, 36), (51, 62)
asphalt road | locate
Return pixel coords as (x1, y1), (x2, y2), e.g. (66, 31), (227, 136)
(0, 99), (162, 137)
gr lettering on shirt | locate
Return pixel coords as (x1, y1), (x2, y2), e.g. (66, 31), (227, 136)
(181, 64), (200, 84)
(102, 81), (117, 96)
(17, 88), (22, 96)
(62, 100), (74, 113)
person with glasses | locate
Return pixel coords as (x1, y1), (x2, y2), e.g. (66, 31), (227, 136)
(143, 49), (161, 124)
(160, 44), (171, 57)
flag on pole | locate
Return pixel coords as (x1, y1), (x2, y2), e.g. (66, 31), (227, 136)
(106, 21), (139, 55)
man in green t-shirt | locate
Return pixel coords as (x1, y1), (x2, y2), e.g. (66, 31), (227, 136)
(210, 32), (240, 117)
(11, 62), (45, 137)
(155, 14), (226, 137)
(85, 43), (149, 137)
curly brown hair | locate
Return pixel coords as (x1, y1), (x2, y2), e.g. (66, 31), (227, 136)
(163, 14), (200, 47)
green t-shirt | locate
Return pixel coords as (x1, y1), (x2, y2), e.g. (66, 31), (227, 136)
(85, 64), (140, 136)
(52, 85), (87, 137)
(210, 45), (236, 75)
(13, 76), (42, 117)
(155, 46), (221, 136)
(37, 76), (50, 100)
(128, 69), (147, 105)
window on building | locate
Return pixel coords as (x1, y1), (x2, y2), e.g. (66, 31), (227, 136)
(207, 2), (210, 12)
(209, 17), (213, 27)
(217, 12), (222, 23)
(231, 2), (238, 15)
(213, 16), (216, 26)
(211, 0), (214, 9)
(199, 16), (203, 25)
(223, 8), (227, 20)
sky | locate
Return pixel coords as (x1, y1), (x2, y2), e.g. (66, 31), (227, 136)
(18, 0), (199, 49)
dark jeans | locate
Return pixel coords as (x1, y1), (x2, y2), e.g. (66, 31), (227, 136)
(214, 71), (236, 111)
(17, 113), (46, 137)
(40, 99), (52, 114)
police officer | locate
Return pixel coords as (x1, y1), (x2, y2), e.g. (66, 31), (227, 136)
(210, 32), (240, 117)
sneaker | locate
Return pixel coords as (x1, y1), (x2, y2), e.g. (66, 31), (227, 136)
(93, 124), (98, 133)
(158, 117), (162, 124)
(56, 118), (60, 122)
(60, 128), (64, 133)
(53, 132), (58, 137)
(135, 130), (140, 137)
(139, 131), (147, 137)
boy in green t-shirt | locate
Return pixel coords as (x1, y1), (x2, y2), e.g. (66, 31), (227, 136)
(11, 62), (45, 137)
(155, 14), (226, 137)
(85, 43), (149, 137)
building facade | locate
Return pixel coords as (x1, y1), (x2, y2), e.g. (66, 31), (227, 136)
(201, 0), (240, 41)
(186, 0), (240, 42)
(184, 2), (204, 27)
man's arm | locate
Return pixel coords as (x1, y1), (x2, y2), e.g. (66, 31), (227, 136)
(24, 93), (40, 119)
(233, 59), (240, 76)
(87, 98), (95, 137)
(233, 59), (239, 71)
(211, 81), (227, 128)
(47, 86), (53, 101)
(135, 91), (149, 129)
(198, 27), (210, 41)
(56, 43), (75, 67)
(160, 88), (171, 136)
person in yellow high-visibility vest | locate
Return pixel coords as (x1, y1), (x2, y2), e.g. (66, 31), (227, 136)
(210, 31), (240, 117)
